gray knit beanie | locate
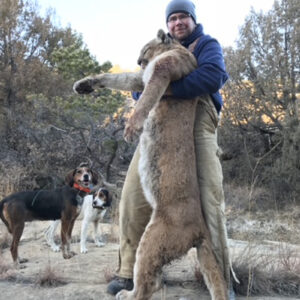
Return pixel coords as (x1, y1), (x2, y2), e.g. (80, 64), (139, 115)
(165, 0), (197, 23)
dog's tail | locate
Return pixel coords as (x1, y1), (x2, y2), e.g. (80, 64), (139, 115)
(0, 200), (11, 233)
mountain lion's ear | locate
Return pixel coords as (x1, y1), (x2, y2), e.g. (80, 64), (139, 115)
(157, 29), (171, 44)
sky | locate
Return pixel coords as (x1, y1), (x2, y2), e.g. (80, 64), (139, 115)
(37, 0), (275, 70)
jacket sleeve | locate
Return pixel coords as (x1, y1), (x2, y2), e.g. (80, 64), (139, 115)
(170, 39), (228, 99)
(131, 91), (141, 100)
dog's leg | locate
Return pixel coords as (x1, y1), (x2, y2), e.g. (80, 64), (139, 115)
(45, 220), (61, 252)
(61, 217), (75, 259)
(66, 217), (77, 257)
(124, 64), (171, 142)
(10, 222), (28, 267)
(197, 238), (228, 300)
(80, 217), (89, 253)
(116, 217), (197, 300)
(93, 220), (105, 247)
(61, 218), (69, 259)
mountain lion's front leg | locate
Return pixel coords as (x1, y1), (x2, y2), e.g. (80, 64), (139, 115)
(73, 72), (144, 94)
(123, 108), (146, 142)
(123, 60), (172, 142)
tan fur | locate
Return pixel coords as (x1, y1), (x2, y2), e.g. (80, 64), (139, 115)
(74, 29), (227, 300)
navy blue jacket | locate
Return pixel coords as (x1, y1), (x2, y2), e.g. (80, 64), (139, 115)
(133, 24), (228, 113)
(171, 24), (228, 113)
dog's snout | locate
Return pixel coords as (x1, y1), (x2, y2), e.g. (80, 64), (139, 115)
(83, 174), (89, 181)
(93, 199), (104, 210)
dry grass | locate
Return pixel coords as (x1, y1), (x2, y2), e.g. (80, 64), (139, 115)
(0, 180), (15, 200)
(225, 184), (300, 296)
(0, 252), (17, 281)
(0, 165), (36, 199)
(191, 240), (300, 297)
(232, 243), (300, 297)
(224, 183), (273, 213)
(225, 183), (300, 244)
(35, 263), (67, 287)
(105, 222), (119, 244)
(0, 232), (11, 251)
(103, 266), (115, 283)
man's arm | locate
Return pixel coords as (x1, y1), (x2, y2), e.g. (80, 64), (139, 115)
(170, 40), (228, 99)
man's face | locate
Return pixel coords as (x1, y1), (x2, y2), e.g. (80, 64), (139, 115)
(167, 12), (196, 41)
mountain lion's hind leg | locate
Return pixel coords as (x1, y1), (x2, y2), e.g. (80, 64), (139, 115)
(117, 217), (197, 300)
(197, 239), (228, 300)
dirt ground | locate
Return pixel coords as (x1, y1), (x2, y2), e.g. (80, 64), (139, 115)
(0, 217), (300, 300)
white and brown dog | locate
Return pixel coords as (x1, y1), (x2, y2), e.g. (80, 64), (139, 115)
(45, 186), (111, 253)
(0, 162), (99, 266)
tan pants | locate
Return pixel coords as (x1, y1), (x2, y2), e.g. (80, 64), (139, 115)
(117, 95), (231, 286)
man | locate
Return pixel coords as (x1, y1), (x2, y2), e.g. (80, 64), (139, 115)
(107, 0), (235, 298)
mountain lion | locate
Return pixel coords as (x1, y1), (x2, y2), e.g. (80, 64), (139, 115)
(74, 29), (227, 300)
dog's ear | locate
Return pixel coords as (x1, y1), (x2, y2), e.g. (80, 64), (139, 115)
(102, 189), (110, 200)
(65, 169), (76, 187)
(91, 170), (99, 185)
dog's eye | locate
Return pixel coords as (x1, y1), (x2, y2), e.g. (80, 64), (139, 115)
(99, 192), (105, 198)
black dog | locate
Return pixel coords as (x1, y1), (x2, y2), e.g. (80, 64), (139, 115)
(0, 163), (98, 266)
